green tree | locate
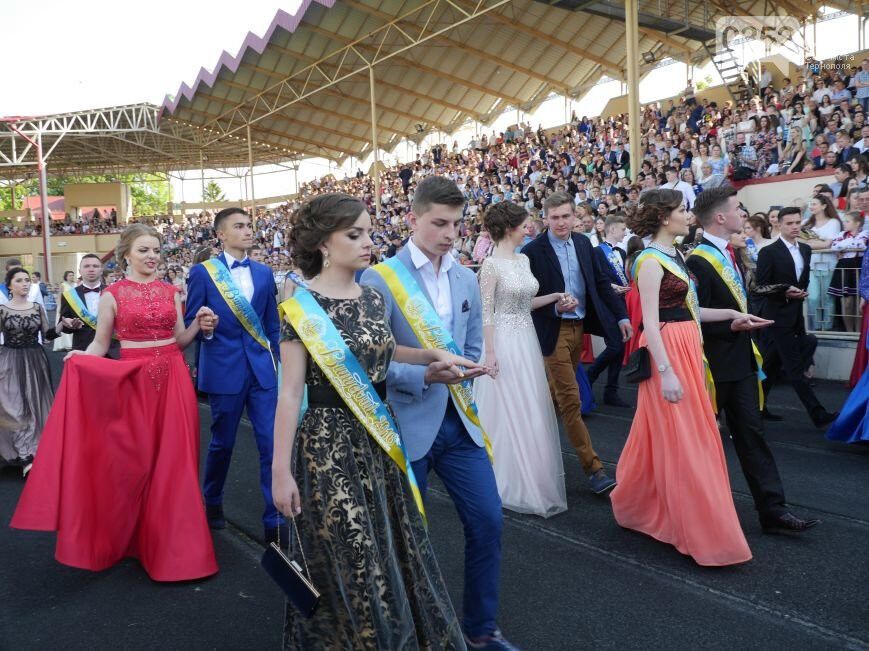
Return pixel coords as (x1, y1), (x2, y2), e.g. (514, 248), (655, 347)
(202, 180), (226, 203)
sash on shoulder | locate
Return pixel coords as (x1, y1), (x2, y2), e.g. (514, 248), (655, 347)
(371, 257), (494, 463)
(690, 244), (766, 409)
(202, 259), (274, 365)
(63, 287), (98, 331)
(632, 248), (718, 410)
(599, 242), (629, 286)
(278, 289), (425, 522)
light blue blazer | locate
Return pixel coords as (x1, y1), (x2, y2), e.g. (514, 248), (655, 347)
(360, 247), (484, 461)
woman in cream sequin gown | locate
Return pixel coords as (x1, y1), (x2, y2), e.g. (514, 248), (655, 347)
(474, 203), (567, 517)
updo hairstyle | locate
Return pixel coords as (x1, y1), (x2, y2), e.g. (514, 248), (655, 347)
(114, 224), (163, 271)
(624, 189), (683, 238)
(483, 202), (528, 242)
(290, 193), (368, 278)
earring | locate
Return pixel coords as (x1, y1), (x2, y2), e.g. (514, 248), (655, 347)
(322, 250), (330, 268)
(663, 220), (669, 226)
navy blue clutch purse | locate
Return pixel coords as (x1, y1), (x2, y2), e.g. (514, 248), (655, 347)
(261, 520), (320, 619)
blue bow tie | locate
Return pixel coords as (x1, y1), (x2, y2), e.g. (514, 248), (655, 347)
(230, 258), (250, 269)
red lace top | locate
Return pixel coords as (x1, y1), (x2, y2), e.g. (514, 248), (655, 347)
(105, 279), (179, 342)
(659, 267), (695, 309)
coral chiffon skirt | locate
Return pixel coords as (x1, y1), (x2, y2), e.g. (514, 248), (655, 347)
(11, 344), (218, 582)
(610, 321), (752, 567)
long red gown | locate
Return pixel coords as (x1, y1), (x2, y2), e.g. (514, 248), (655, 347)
(11, 279), (218, 582)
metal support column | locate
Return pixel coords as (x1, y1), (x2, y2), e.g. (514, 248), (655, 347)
(247, 124), (256, 215)
(9, 182), (15, 210)
(293, 162), (300, 197)
(199, 150), (206, 206)
(625, 0), (641, 183)
(37, 133), (53, 282)
(369, 66), (381, 218)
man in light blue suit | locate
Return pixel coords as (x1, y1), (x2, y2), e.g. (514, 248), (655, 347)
(185, 208), (283, 544)
(361, 176), (517, 651)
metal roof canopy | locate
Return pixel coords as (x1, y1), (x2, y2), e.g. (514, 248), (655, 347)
(159, 0), (853, 167)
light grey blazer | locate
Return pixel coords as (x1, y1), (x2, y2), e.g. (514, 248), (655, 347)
(360, 247), (484, 461)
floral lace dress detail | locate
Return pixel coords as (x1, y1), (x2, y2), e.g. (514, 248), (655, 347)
(0, 304), (58, 461)
(105, 279), (179, 391)
(478, 255), (539, 331)
(280, 285), (464, 650)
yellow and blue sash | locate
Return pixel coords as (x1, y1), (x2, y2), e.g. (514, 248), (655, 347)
(202, 258), (273, 365)
(279, 289), (426, 521)
(371, 257), (494, 463)
(63, 287), (98, 330)
(690, 243), (766, 409)
(632, 248), (717, 410)
(599, 242), (629, 286)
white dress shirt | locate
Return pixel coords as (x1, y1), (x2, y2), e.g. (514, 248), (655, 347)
(28, 283), (45, 308)
(224, 251), (254, 302)
(660, 179), (696, 209)
(408, 237), (453, 330)
(80, 282), (102, 315)
(782, 238), (804, 279)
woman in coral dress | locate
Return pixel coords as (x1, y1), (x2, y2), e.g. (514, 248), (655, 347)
(610, 189), (761, 567)
(12, 224), (220, 582)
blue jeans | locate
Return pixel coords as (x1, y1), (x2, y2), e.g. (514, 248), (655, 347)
(807, 267), (834, 331)
(411, 400), (503, 638)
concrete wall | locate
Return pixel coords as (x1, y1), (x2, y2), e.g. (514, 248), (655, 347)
(736, 171), (835, 213)
(63, 183), (131, 222)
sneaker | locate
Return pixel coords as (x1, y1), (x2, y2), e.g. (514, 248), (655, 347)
(588, 469), (617, 495)
(465, 629), (521, 650)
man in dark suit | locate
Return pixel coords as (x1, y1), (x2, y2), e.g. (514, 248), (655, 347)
(588, 214), (631, 406)
(523, 192), (632, 494)
(57, 254), (120, 358)
(755, 207), (838, 428)
(689, 188), (819, 533)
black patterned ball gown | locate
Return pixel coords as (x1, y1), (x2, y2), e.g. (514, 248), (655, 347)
(280, 285), (465, 650)
(0, 303), (59, 471)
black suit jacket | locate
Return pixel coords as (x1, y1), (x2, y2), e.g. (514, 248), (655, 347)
(685, 238), (755, 383)
(58, 285), (120, 358)
(523, 232), (628, 356)
(754, 238), (811, 331)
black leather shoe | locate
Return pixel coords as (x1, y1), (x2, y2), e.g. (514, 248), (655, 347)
(205, 504), (226, 530)
(760, 512), (821, 534)
(761, 408), (784, 421)
(811, 410), (838, 429)
(264, 524), (290, 549)
(603, 395), (631, 408)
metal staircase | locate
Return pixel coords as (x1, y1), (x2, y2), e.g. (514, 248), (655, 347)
(704, 43), (751, 104)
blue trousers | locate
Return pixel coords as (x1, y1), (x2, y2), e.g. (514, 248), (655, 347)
(587, 335), (625, 397)
(411, 400), (503, 638)
(204, 365), (281, 528)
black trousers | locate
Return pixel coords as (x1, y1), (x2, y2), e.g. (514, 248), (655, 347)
(587, 336), (624, 397)
(761, 326), (821, 418)
(717, 374), (788, 518)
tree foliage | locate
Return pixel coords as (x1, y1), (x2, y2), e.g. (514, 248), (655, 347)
(202, 180), (226, 203)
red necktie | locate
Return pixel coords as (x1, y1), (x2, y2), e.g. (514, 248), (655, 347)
(725, 243), (743, 283)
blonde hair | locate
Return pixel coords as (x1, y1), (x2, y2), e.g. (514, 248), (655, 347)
(115, 224), (162, 270)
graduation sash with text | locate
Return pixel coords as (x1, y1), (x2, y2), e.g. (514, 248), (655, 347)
(279, 289), (425, 521)
(690, 244), (766, 409)
(62, 287), (98, 330)
(371, 257), (494, 463)
(599, 242), (629, 286)
(633, 248), (717, 410)
(202, 259), (273, 360)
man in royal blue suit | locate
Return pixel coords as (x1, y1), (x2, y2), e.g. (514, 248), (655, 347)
(185, 207), (283, 543)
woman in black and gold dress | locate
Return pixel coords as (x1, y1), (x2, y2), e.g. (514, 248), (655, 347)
(0, 267), (61, 477)
(272, 194), (469, 650)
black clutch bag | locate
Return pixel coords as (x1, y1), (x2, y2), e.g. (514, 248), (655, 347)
(261, 519), (320, 619)
(624, 346), (651, 383)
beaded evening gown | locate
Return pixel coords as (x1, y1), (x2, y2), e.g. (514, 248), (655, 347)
(12, 279), (218, 581)
(473, 256), (567, 517)
(610, 259), (752, 567)
(281, 286), (464, 650)
(0, 303), (59, 469)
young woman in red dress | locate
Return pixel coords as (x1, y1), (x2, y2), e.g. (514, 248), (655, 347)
(12, 224), (220, 582)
